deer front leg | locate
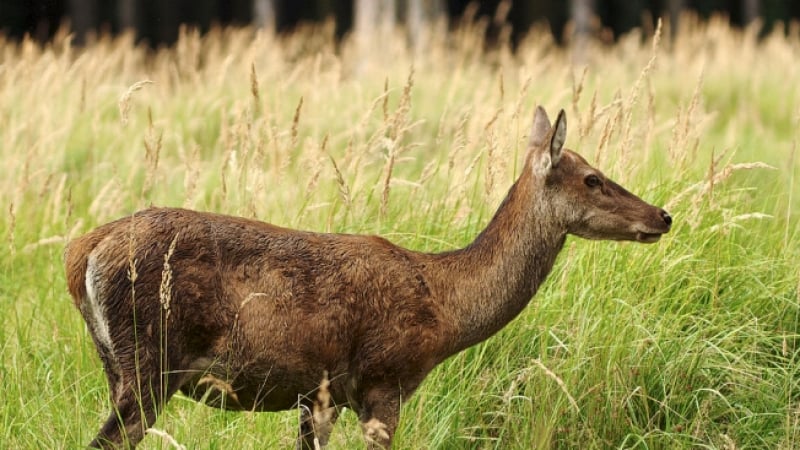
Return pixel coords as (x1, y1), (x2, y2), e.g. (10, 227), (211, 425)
(358, 386), (400, 449)
(297, 370), (339, 449)
(297, 404), (339, 449)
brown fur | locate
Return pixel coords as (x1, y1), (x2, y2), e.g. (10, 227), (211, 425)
(66, 107), (671, 449)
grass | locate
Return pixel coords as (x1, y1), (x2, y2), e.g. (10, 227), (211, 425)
(1, 15), (799, 449)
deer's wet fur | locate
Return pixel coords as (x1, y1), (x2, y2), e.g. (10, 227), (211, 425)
(65, 106), (671, 449)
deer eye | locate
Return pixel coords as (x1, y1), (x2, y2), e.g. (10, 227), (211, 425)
(584, 174), (602, 188)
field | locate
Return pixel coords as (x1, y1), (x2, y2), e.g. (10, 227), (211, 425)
(1, 15), (799, 449)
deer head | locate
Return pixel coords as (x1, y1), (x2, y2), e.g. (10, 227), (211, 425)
(526, 106), (672, 243)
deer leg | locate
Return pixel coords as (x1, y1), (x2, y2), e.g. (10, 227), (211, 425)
(297, 405), (340, 449)
(88, 354), (187, 449)
(358, 387), (400, 450)
(89, 389), (152, 449)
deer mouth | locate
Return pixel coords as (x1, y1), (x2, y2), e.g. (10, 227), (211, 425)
(635, 231), (664, 243)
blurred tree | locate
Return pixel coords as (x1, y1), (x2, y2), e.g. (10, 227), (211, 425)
(3, 0), (800, 47)
(355, 0), (395, 37)
(570, 0), (595, 62)
(253, 0), (277, 29)
(742, 0), (760, 25)
(118, 0), (137, 31)
(668, 0), (685, 39)
(406, 0), (445, 54)
(68, 0), (96, 43)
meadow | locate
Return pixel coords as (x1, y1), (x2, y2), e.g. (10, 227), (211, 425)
(0, 14), (799, 449)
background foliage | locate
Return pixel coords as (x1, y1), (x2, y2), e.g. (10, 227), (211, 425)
(0, 15), (798, 449)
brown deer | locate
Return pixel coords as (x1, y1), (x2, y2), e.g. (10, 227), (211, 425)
(65, 107), (671, 449)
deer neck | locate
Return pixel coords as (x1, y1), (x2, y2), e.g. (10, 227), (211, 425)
(433, 171), (567, 355)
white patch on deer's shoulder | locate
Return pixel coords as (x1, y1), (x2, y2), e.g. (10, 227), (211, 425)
(84, 255), (115, 358)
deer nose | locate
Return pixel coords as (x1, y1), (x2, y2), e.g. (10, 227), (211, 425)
(661, 210), (672, 228)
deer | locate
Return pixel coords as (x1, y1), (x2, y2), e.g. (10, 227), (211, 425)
(65, 106), (672, 449)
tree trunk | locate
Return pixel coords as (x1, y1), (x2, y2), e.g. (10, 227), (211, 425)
(406, 0), (445, 56)
(569, 0), (594, 64)
(154, 1), (179, 45)
(68, 0), (96, 45)
(354, 0), (396, 71)
(355, 0), (396, 36)
(253, 0), (277, 29)
(742, 0), (760, 25)
(118, 0), (137, 32)
(667, 0), (685, 41)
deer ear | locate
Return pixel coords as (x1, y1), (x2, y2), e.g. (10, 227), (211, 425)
(528, 106), (552, 150)
(549, 109), (566, 167)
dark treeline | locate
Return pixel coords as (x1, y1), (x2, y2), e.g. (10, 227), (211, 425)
(2, 0), (800, 46)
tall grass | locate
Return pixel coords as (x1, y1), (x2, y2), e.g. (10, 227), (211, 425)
(1, 14), (798, 449)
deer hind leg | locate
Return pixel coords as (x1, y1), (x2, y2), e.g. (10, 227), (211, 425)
(89, 359), (158, 449)
(89, 353), (190, 449)
(357, 387), (401, 450)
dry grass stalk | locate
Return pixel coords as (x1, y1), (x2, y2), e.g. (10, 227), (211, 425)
(707, 212), (773, 233)
(643, 78), (656, 155)
(328, 153), (351, 208)
(797, 267), (800, 305)
(250, 62), (260, 107)
(64, 183), (74, 227)
(571, 66), (587, 138)
(342, 138), (358, 177)
(291, 96), (304, 149)
(510, 76), (531, 121)
(447, 112), (470, 176)
(382, 76), (389, 123)
(667, 69), (706, 169)
(664, 158), (775, 229)
(483, 107), (503, 198)
(88, 179), (124, 225)
(484, 132), (498, 198)
(361, 418), (391, 447)
(197, 375), (241, 406)
(182, 144), (201, 209)
(118, 79), (153, 126)
(417, 158), (439, 188)
(44, 173), (67, 227)
(682, 72), (707, 170)
(380, 138), (397, 219)
(312, 371), (335, 448)
(142, 108), (163, 198)
(621, 18), (662, 159)
(582, 91), (598, 141)
(79, 77), (87, 113)
(683, 69), (704, 148)
(389, 67), (415, 140)
(594, 95), (623, 166)
(705, 146), (728, 204)
(531, 358), (579, 413)
(219, 118), (235, 198)
(502, 368), (531, 404)
(784, 140), (796, 248)
(22, 235), (68, 253)
(145, 428), (186, 450)
(159, 233), (179, 320)
(692, 394), (714, 441)
(305, 135), (327, 199)
(7, 201), (15, 256)
(559, 242), (577, 300)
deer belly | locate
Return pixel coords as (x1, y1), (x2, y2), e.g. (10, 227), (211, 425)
(180, 371), (312, 411)
(180, 355), (344, 412)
